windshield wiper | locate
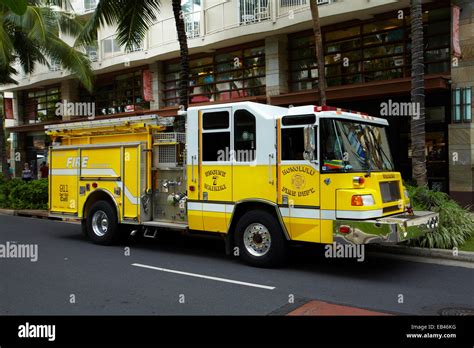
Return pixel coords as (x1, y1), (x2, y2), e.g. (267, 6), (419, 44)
(364, 145), (372, 177)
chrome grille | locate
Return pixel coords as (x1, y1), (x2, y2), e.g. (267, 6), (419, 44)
(380, 181), (401, 203)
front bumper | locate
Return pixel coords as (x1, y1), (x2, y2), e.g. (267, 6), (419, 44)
(333, 211), (439, 245)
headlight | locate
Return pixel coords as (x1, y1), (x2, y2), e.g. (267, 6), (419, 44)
(361, 195), (375, 206)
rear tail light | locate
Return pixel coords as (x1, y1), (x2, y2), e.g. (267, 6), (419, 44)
(339, 225), (351, 234)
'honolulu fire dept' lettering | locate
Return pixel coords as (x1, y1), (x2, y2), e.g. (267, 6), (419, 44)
(282, 166), (315, 176)
(282, 187), (315, 197)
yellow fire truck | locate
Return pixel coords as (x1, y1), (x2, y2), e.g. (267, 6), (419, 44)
(46, 102), (438, 267)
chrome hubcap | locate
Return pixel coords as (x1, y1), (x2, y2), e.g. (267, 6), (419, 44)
(243, 223), (271, 257)
(92, 210), (108, 237)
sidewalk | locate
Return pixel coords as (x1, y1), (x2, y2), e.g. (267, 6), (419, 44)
(1, 208), (473, 262)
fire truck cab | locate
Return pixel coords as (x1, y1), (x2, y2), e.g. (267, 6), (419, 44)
(47, 102), (438, 267)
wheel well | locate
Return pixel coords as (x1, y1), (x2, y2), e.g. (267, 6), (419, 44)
(226, 201), (288, 254)
(82, 190), (119, 221)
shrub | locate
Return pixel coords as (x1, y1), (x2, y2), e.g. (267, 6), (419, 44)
(406, 185), (474, 249)
(0, 179), (48, 210)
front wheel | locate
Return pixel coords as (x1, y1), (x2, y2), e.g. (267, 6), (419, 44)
(235, 210), (287, 268)
(86, 200), (119, 245)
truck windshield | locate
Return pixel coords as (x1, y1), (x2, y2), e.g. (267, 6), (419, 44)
(320, 118), (395, 173)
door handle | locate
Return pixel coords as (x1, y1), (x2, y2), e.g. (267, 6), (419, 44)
(268, 153), (274, 185)
(191, 155), (196, 183)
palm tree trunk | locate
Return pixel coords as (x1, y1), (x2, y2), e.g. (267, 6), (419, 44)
(172, 0), (190, 132)
(410, 0), (427, 186)
(0, 116), (9, 178)
(309, 0), (326, 106)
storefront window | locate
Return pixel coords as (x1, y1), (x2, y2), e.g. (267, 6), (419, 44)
(288, 4), (450, 91)
(164, 43), (265, 106)
(80, 70), (150, 116)
(25, 86), (61, 123)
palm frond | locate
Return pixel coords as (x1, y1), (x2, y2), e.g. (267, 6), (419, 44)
(41, 34), (94, 90)
(115, 0), (160, 51)
(76, 0), (122, 46)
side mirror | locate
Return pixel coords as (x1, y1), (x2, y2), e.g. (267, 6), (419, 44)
(304, 126), (316, 161)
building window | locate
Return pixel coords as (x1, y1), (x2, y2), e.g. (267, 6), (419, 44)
(464, 88), (472, 122)
(163, 42), (265, 107)
(85, 70), (149, 115)
(453, 88), (472, 123)
(26, 86), (61, 123)
(288, 4), (450, 91)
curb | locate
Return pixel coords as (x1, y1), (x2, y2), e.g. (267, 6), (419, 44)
(367, 244), (474, 263)
(0, 209), (79, 223)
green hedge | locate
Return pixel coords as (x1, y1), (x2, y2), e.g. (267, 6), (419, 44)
(406, 185), (474, 249)
(0, 176), (48, 210)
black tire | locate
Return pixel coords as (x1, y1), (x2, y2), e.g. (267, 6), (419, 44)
(234, 210), (287, 268)
(86, 200), (119, 245)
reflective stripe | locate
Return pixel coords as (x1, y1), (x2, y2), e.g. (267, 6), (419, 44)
(336, 210), (383, 219)
(51, 168), (118, 177)
(187, 202), (234, 213)
(116, 182), (139, 205)
(280, 207), (320, 219)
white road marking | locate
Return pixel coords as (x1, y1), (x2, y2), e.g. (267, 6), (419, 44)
(132, 263), (276, 290)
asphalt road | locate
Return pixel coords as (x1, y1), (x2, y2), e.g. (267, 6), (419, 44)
(0, 214), (473, 315)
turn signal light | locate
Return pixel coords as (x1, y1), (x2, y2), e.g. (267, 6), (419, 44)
(92, 182), (98, 189)
(351, 195), (364, 206)
(189, 185), (195, 192)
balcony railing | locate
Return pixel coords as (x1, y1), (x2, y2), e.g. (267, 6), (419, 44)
(95, 0), (334, 61)
(100, 35), (145, 59)
(205, 1), (273, 35)
(148, 10), (202, 48)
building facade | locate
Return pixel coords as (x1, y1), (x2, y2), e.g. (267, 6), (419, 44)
(2, 0), (473, 205)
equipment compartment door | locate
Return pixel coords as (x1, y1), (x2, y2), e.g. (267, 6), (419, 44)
(49, 148), (80, 215)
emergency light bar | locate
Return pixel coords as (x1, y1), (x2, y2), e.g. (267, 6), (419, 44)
(314, 105), (369, 116)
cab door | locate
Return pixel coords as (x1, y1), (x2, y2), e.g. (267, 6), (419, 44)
(199, 108), (233, 232)
(278, 118), (321, 243)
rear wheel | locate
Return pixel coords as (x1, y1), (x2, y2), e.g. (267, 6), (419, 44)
(86, 200), (119, 245)
(235, 210), (287, 268)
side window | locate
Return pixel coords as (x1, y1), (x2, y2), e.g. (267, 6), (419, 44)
(282, 127), (318, 161)
(282, 128), (305, 161)
(234, 109), (256, 162)
(202, 111), (230, 162)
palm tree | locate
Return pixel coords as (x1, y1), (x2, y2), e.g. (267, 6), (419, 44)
(80, 0), (189, 130)
(309, 0), (326, 106)
(410, 0), (427, 186)
(0, 0), (94, 178)
(172, 0), (189, 132)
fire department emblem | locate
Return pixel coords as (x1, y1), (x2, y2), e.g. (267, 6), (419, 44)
(291, 174), (306, 190)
